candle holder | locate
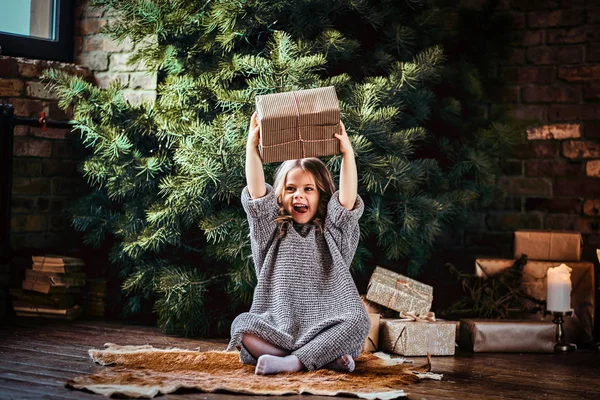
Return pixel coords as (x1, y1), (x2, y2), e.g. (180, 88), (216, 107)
(546, 310), (577, 352)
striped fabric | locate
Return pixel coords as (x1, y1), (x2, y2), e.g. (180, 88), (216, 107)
(255, 86), (341, 163)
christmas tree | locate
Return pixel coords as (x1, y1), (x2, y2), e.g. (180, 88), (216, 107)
(45, 0), (520, 336)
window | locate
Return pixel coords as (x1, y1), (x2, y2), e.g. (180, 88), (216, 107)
(0, 0), (74, 63)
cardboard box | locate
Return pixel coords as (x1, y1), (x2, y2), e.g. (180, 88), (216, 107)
(380, 318), (456, 356)
(475, 259), (595, 343)
(366, 266), (433, 315)
(255, 86), (341, 163)
(361, 313), (380, 353)
(514, 230), (582, 261)
(460, 319), (555, 353)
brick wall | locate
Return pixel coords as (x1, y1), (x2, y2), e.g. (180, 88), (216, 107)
(456, 0), (600, 264)
(74, 0), (157, 104)
(0, 0), (157, 255)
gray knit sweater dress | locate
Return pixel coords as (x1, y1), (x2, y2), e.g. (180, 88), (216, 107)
(226, 183), (371, 371)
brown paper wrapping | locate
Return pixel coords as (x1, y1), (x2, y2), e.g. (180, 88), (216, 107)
(255, 86), (341, 163)
(475, 259), (595, 343)
(361, 313), (381, 353)
(380, 318), (456, 356)
(514, 230), (582, 261)
(459, 319), (556, 353)
(365, 266), (433, 315)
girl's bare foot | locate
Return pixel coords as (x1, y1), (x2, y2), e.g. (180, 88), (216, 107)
(323, 354), (355, 372)
(255, 354), (303, 375)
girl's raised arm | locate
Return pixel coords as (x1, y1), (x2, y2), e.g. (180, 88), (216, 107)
(246, 112), (267, 199)
(335, 121), (358, 210)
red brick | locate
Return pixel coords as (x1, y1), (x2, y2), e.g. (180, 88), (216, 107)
(583, 82), (600, 100)
(525, 159), (584, 177)
(502, 67), (556, 83)
(0, 57), (19, 78)
(555, 178), (600, 196)
(464, 232), (514, 248)
(11, 197), (36, 213)
(527, 10), (586, 28)
(11, 177), (51, 195)
(51, 141), (87, 158)
(544, 214), (598, 234)
(9, 98), (48, 117)
(11, 215), (48, 233)
(30, 127), (69, 140)
(548, 27), (587, 44)
(13, 137), (52, 157)
(492, 194), (522, 211)
(527, 123), (581, 139)
(512, 141), (560, 159)
(522, 30), (545, 46)
(583, 199), (600, 216)
(525, 198), (582, 214)
(510, 105), (546, 120)
(13, 125), (29, 136)
(555, 45), (584, 64)
(42, 159), (78, 176)
(583, 121), (600, 138)
(548, 104), (600, 121)
(0, 79), (24, 96)
(522, 85), (580, 103)
(511, 0), (560, 10)
(563, 140), (600, 159)
(586, 159), (600, 176)
(51, 177), (87, 196)
(12, 158), (41, 176)
(486, 212), (544, 231)
(497, 176), (552, 196)
(587, 43), (600, 62)
(495, 86), (520, 103)
(558, 65), (600, 81)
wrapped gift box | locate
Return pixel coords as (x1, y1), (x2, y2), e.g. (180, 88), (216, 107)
(366, 266), (433, 315)
(514, 230), (582, 261)
(459, 319), (556, 353)
(255, 86), (341, 163)
(361, 313), (380, 353)
(475, 259), (595, 343)
(380, 318), (456, 356)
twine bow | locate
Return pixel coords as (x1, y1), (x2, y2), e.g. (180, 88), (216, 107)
(399, 311), (436, 322)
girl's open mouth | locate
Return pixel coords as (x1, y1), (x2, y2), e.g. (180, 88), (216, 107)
(293, 203), (308, 214)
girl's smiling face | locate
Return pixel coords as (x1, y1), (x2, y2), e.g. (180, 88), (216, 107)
(283, 168), (320, 224)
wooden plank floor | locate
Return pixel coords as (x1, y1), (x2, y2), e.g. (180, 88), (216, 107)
(0, 318), (598, 400)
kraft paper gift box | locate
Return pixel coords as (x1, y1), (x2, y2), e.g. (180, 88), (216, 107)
(361, 313), (381, 353)
(366, 266), (433, 315)
(514, 230), (582, 261)
(475, 259), (595, 343)
(380, 318), (456, 356)
(255, 86), (341, 163)
(459, 319), (556, 353)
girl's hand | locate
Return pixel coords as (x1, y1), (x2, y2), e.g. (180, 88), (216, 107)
(247, 112), (260, 150)
(334, 120), (353, 155)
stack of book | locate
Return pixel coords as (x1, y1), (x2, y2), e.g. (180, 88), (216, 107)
(12, 255), (85, 320)
(83, 278), (107, 317)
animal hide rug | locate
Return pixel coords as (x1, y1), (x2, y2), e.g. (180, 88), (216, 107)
(66, 343), (435, 399)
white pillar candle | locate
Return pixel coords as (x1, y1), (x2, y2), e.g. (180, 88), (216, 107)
(546, 263), (572, 312)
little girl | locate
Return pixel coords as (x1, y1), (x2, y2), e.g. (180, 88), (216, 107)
(226, 112), (370, 375)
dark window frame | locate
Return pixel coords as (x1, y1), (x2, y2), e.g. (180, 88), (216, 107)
(0, 0), (74, 63)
